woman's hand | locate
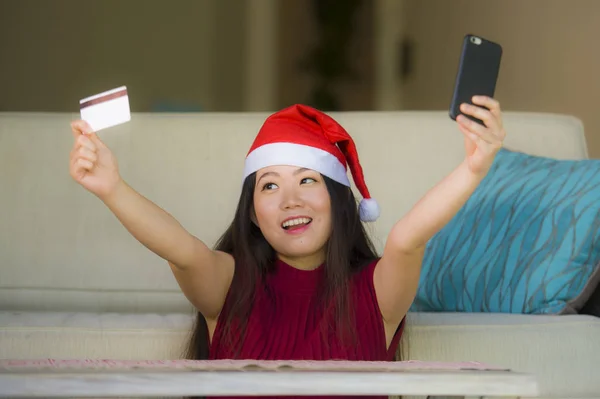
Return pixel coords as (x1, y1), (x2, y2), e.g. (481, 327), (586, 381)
(69, 120), (122, 201)
(456, 96), (506, 176)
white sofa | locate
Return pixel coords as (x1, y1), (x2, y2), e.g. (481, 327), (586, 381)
(0, 110), (599, 399)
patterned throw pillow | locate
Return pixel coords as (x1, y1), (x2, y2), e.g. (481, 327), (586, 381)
(412, 148), (600, 314)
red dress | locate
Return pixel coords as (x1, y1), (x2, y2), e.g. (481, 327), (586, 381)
(209, 258), (405, 399)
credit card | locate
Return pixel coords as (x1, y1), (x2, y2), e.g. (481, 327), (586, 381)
(79, 86), (131, 132)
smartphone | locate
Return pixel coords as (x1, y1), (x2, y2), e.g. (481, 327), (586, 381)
(449, 34), (502, 126)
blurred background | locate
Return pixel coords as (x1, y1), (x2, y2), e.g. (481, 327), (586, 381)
(1, 0), (599, 156)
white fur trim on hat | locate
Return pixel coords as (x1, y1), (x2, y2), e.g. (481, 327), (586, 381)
(243, 142), (350, 186)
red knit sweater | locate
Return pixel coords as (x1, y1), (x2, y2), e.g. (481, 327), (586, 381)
(209, 258), (405, 399)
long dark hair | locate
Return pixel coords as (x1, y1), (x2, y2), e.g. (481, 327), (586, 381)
(184, 171), (379, 360)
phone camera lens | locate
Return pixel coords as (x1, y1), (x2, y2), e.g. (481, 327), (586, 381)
(470, 36), (482, 45)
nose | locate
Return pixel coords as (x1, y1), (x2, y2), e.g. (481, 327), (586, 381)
(280, 187), (304, 210)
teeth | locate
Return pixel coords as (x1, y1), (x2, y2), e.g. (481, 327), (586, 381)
(282, 217), (312, 228)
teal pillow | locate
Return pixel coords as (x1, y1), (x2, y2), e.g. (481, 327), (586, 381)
(412, 148), (600, 314)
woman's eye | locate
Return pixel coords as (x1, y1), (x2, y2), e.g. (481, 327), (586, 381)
(301, 177), (316, 184)
(262, 182), (278, 191)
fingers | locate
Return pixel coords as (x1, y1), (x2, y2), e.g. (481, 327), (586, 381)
(69, 120), (109, 181)
(459, 102), (498, 131)
(456, 114), (498, 144)
(87, 131), (106, 149)
(457, 121), (482, 145)
(471, 95), (500, 110)
(75, 158), (94, 172)
(70, 133), (98, 178)
(69, 154), (94, 180)
(76, 133), (96, 151)
(70, 120), (107, 151)
(73, 137), (98, 163)
(472, 95), (502, 123)
(71, 120), (93, 138)
(458, 96), (506, 144)
(78, 146), (98, 164)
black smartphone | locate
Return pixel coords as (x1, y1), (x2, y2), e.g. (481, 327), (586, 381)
(449, 34), (502, 126)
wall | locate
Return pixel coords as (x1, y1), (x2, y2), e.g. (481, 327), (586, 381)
(276, 0), (375, 111)
(400, 0), (600, 157)
(3, 0), (598, 151)
(0, 0), (246, 112)
(373, 0), (407, 110)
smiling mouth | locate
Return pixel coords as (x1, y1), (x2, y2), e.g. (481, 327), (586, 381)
(282, 217), (313, 230)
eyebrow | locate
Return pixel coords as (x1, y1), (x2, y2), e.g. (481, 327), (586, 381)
(257, 168), (310, 184)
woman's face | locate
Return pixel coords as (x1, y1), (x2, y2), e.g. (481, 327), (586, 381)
(252, 165), (332, 269)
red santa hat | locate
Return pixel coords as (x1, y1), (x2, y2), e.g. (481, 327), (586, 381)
(243, 104), (380, 222)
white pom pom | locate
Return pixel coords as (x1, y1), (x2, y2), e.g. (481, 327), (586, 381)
(359, 198), (380, 222)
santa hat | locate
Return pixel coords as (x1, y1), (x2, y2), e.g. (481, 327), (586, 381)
(242, 104), (380, 222)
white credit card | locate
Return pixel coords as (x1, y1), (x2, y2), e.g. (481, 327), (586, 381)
(79, 86), (131, 132)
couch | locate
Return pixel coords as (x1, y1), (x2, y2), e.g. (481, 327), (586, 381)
(0, 110), (599, 399)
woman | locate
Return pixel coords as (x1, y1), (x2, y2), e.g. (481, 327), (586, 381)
(69, 98), (505, 391)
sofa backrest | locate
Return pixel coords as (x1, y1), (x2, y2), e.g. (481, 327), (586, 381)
(0, 111), (588, 313)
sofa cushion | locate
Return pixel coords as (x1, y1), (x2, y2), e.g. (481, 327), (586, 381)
(402, 312), (600, 398)
(414, 148), (600, 314)
(0, 311), (194, 360)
